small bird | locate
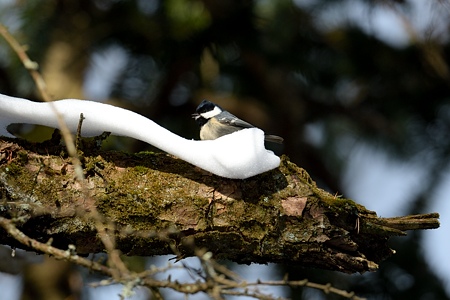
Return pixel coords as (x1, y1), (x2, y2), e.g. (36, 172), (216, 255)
(192, 100), (283, 144)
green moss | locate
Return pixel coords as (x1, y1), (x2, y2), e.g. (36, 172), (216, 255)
(83, 155), (104, 174)
(3, 163), (22, 176)
(132, 165), (148, 174)
(17, 150), (29, 164)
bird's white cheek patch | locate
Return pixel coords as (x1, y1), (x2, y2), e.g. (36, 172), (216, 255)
(200, 106), (222, 119)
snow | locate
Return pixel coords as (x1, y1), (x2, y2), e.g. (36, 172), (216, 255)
(0, 93), (280, 179)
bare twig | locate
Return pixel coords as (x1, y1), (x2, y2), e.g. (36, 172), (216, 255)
(0, 21), (132, 290)
(0, 216), (113, 275)
(0, 23), (51, 101)
(92, 213), (130, 279)
(76, 113), (85, 150)
(0, 215), (365, 299)
(0, 22), (84, 181)
(196, 249), (365, 300)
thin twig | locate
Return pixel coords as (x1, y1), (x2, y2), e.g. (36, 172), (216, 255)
(76, 113), (85, 150)
(0, 216), (113, 275)
(0, 22), (84, 182)
(0, 23), (51, 101)
(0, 21), (133, 287)
(0, 215), (365, 299)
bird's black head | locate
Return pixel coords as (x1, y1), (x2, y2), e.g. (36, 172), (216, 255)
(195, 100), (218, 115)
(192, 100), (223, 127)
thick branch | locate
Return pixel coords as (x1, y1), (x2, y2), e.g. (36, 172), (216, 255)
(0, 138), (439, 274)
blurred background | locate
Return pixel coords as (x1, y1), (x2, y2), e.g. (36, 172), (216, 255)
(0, 0), (449, 299)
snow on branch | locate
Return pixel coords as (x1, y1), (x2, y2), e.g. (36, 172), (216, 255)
(0, 93), (280, 179)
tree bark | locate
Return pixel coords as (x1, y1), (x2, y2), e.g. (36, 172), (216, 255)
(0, 137), (439, 274)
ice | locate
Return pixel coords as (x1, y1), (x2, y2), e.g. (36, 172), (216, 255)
(0, 93), (280, 179)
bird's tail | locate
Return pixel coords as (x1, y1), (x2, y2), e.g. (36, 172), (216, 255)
(264, 134), (284, 144)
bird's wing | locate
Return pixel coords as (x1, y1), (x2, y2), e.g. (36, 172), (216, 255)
(216, 111), (255, 129)
(216, 111), (284, 143)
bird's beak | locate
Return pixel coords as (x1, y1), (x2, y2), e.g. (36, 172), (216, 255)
(191, 113), (200, 119)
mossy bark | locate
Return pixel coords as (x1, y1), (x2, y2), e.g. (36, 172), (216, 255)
(0, 138), (439, 274)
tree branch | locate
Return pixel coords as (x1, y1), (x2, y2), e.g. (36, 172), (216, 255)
(0, 138), (439, 274)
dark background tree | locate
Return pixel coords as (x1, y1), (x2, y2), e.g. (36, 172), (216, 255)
(0, 0), (448, 299)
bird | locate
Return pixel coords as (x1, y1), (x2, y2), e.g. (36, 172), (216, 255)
(192, 100), (283, 144)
